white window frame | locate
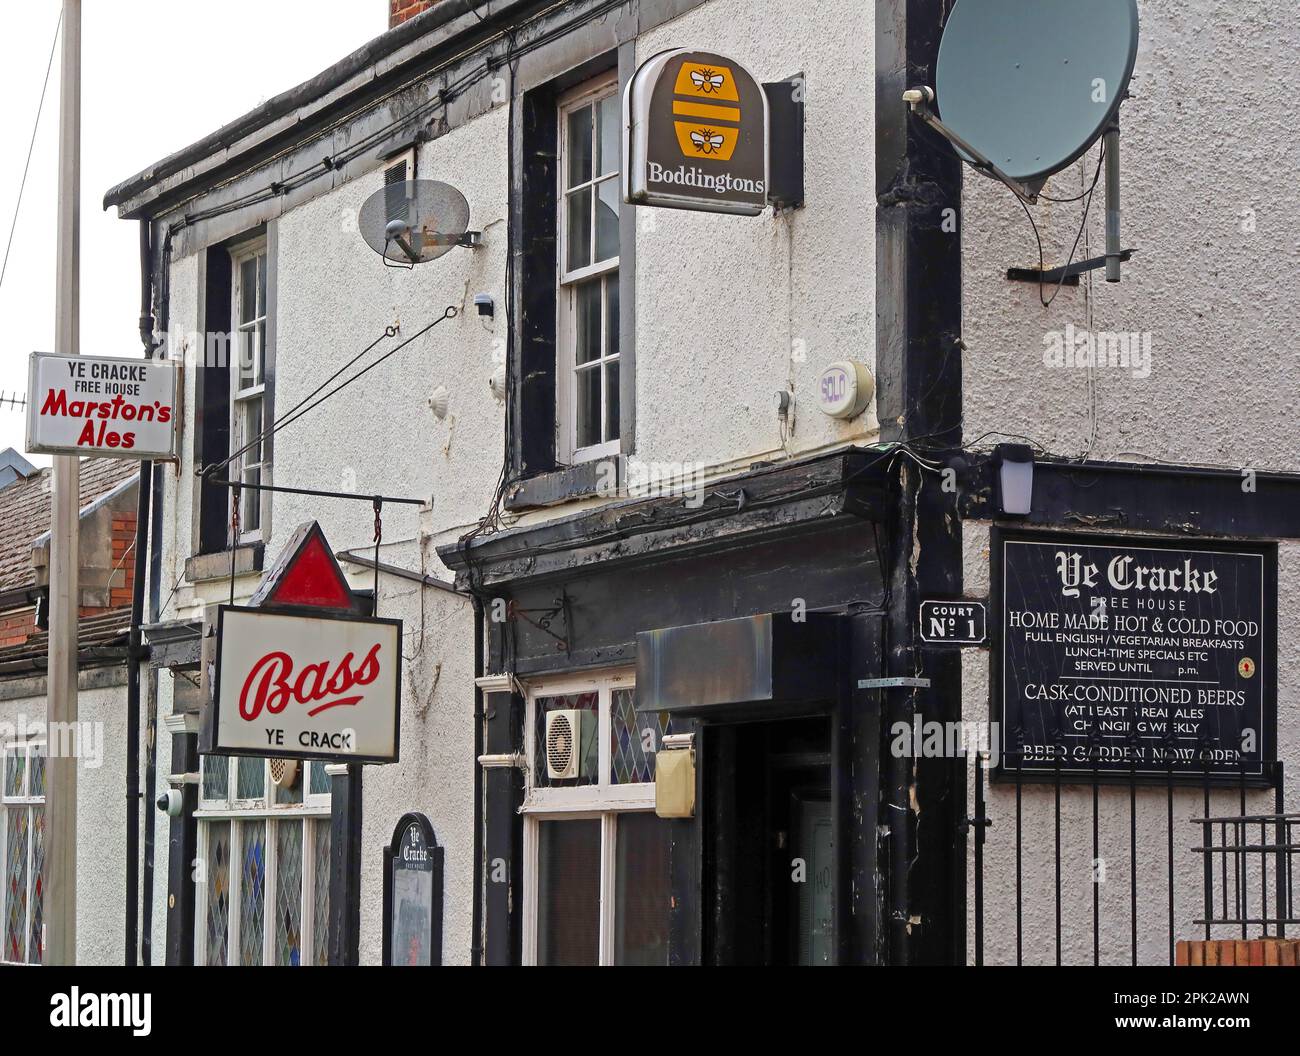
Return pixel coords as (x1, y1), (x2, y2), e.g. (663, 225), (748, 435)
(520, 667), (665, 966)
(229, 236), (270, 544)
(194, 756), (331, 967)
(1, 740), (45, 966)
(556, 74), (623, 466)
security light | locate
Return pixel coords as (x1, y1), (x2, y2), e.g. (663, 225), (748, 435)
(995, 443), (1035, 517)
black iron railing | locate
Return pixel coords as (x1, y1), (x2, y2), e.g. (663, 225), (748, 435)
(968, 740), (1288, 966)
(1191, 812), (1298, 935)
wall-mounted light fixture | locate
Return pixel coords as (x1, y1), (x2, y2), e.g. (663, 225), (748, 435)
(995, 443), (1035, 517)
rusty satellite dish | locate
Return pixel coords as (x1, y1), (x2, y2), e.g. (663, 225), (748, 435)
(359, 179), (480, 267)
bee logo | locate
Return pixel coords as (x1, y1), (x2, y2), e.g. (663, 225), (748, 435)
(690, 68), (726, 94)
(670, 60), (742, 160)
(690, 128), (726, 155)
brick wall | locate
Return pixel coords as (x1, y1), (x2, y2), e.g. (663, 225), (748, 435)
(0, 608), (36, 649)
(109, 510), (137, 609)
(390, 0), (441, 29)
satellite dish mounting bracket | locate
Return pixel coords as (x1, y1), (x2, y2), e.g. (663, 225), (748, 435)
(904, 87), (1043, 202)
(905, 88), (1134, 286)
(383, 227), (482, 269)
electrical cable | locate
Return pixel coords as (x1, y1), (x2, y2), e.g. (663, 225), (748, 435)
(1012, 141), (1105, 309)
(200, 307), (456, 479)
(164, 0), (629, 235)
(456, 26), (521, 597)
(0, 9), (61, 297)
(208, 325), (398, 476)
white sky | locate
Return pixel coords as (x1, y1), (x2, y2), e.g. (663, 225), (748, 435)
(0, 1), (383, 463)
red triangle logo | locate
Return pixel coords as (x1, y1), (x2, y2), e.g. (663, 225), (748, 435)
(250, 521), (356, 611)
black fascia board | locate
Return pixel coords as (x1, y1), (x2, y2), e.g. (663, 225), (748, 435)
(438, 448), (891, 589)
(961, 455), (1300, 539)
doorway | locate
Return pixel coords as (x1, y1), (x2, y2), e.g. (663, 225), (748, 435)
(702, 716), (833, 965)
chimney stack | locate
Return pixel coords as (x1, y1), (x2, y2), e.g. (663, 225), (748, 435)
(390, 0), (441, 28)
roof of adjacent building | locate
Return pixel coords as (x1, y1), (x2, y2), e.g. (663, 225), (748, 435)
(0, 607), (132, 674)
(0, 458), (139, 595)
(0, 448), (37, 484)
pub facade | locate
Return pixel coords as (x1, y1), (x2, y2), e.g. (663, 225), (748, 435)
(92, 0), (1299, 966)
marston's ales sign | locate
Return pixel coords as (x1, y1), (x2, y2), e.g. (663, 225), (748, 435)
(624, 49), (769, 215)
(26, 351), (178, 459)
(210, 606), (402, 764)
(993, 531), (1276, 784)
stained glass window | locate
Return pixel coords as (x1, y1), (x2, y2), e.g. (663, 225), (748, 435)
(28, 748), (45, 799)
(2, 744), (43, 966)
(27, 808), (43, 965)
(533, 692), (599, 787)
(3, 748), (23, 798)
(236, 758), (265, 801)
(312, 820), (331, 966)
(611, 688), (670, 785)
(4, 808), (28, 963)
(526, 678), (673, 966)
(199, 812), (330, 966)
(275, 821), (303, 966)
(239, 821), (266, 965)
(202, 756), (229, 802)
(309, 762), (330, 797)
(205, 820), (230, 966)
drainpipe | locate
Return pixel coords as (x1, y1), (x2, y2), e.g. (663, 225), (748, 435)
(145, 226), (171, 964)
(125, 217), (155, 964)
(471, 596), (485, 966)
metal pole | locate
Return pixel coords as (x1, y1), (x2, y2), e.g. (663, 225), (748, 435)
(46, 0), (81, 967)
(1104, 123), (1122, 283)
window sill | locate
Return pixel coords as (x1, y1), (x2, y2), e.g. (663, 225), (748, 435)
(184, 543), (264, 584)
(504, 455), (624, 512)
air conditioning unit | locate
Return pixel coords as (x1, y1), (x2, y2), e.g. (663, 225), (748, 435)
(269, 758), (299, 789)
(545, 709), (588, 780)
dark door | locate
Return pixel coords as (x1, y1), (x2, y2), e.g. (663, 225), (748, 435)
(703, 716), (833, 965)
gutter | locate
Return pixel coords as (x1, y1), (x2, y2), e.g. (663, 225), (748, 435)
(0, 645), (131, 678)
(0, 585), (41, 610)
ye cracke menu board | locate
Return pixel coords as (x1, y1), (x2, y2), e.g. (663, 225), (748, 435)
(994, 533), (1274, 783)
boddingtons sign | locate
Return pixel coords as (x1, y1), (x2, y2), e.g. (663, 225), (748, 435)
(624, 49), (769, 216)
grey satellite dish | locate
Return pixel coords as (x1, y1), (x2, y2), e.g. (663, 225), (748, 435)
(359, 179), (481, 267)
(936, 0), (1137, 185)
(905, 0), (1138, 282)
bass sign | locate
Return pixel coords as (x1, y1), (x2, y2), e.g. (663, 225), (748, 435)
(238, 644), (383, 721)
(207, 606), (402, 764)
